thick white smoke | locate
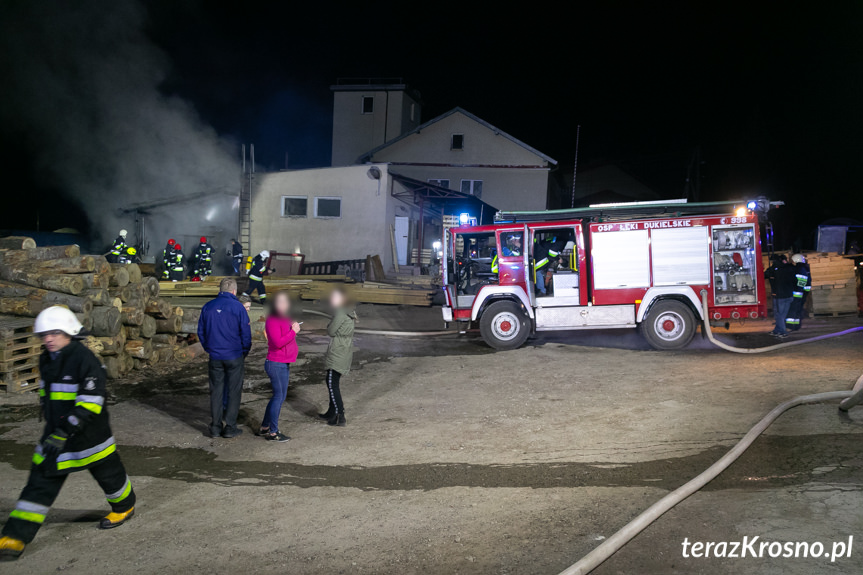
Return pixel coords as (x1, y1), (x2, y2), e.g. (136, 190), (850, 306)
(0, 0), (240, 270)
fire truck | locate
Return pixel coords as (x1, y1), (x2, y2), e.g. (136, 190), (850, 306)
(441, 199), (775, 350)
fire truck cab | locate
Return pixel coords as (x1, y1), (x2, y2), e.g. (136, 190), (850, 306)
(441, 200), (770, 350)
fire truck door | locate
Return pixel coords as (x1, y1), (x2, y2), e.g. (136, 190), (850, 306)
(524, 224), (535, 308)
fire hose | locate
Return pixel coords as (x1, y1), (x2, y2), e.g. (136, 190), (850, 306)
(301, 309), (455, 337)
(557, 291), (863, 575)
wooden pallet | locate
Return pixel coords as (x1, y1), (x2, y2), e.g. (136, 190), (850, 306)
(0, 365), (40, 393)
(0, 315), (35, 342)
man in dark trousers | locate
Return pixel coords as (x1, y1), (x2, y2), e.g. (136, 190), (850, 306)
(169, 243), (185, 282)
(160, 238), (176, 280)
(0, 307), (136, 561)
(192, 236), (214, 279)
(242, 250), (274, 302)
(786, 253), (812, 331)
(198, 278), (251, 438)
(230, 239), (244, 275)
(764, 253), (796, 337)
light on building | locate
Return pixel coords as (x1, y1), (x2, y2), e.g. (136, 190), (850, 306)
(459, 213), (470, 225)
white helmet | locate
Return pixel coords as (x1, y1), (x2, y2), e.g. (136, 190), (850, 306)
(34, 306), (83, 336)
(119, 229), (128, 238)
(791, 254), (806, 264)
(260, 250), (270, 259)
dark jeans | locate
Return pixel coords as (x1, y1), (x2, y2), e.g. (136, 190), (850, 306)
(233, 257), (243, 274)
(263, 360), (290, 433)
(773, 297), (792, 334)
(326, 369), (344, 415)
(3, 452), (134, 543)
(209, 357), (245, 436)
(245, 279), (267, 299)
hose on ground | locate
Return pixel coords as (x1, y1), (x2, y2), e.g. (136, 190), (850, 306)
(301, 308), (455, 337)
(557, 291), (863, 575)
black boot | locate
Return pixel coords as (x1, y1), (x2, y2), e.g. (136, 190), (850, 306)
(318, 406), (335, 420)
(327, 413), (346, 427)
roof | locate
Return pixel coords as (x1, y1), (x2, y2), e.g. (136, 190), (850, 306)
(358, 107), (558, 165)
(389, 171), (497, 223)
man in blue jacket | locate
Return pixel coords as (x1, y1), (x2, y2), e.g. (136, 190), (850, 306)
(198, 278), (252, 438)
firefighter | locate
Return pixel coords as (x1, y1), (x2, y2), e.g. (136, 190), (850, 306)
(533, 235), (562, 296)
(161, 239), (176, 280)
(169, 243), (185, 282)
(193, 236), (214, 279)
(501, 233), (522, 257)
(786, 253), (812, 331)
(764, 253), (796, 337)
(230, 239), (244, 275)
(120, 246), (139, 265)
(243, 250), (274, 302)
(106, 229), (127, 263)
(0, 307), (136, 561)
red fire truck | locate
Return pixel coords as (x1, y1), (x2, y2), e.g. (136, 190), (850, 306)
(441, 200), (773, 350)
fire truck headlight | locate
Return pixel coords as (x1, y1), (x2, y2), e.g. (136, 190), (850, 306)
(432, 241), (441, 250)
(736, 207), (747, 217)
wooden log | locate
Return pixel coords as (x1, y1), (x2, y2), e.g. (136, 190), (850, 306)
(90, 306), (121, 337)
(155, 315), (183, 333)
(121, 305), (144, 326)
(124, 339), (152, 359)
(78, 273), (108, 289)
(125, 325), (141, 339)
(174, 342), (205, 362)
(142, 276), (160, 299)
(126, 263), (142, 284)
(92, 273), (112, 289)
(109, 297), (123, 311)
(140, 314), (156, 338)
(108, 284), (136, 303)
(91, 256), (110, 275)
(103, 356), (121, 379)
(0, 267), (84, 295)
(156, 346), (174, 362)
(0, 281), (93, 313)
(0, 236), (37, 250)
(144, 298), (172, 319)
(133, 358), (149, 370)
(120, 352), (134, 375)
(180, 320), (200, 334)
(0, 298), (40, 317)
(108, 265), (130, 287)
(151, 333), (177, 345)
(74, 312), (93, 333)
(81, 288), (111, 306)
(83, 335), (104, 356)
(172, 306), (185, 318)
(95, 334), (124, 356)
(27, 256), (96, 273)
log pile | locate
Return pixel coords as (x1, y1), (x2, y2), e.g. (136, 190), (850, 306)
(807, 253), (859, 315)
(0, 237), (199, 387)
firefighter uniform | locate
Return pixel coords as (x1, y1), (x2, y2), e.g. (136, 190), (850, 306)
(231, 240), (244, 275)
(107, 231), (127, 264)
(161, 239), (176, 280)
(786, 256), (812, 331)
(243, 251), (271, 301)
(533, 238), (561, 296)
(169, 245), (185, 282)
(193, 237), (214, 278)
(1, 311), (135, 558)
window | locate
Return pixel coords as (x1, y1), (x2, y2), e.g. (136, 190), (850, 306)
(314, 197), (342, 218)
(428, 178), (450, 189)
(281, 196), (307, 217)
(460, 179), (483, 198)
(451, 134), (464, 150)
(361, 96), (374, 114)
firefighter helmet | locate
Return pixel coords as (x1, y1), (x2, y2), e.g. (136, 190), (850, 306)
(174, 244), (182, 251)
(167, 238), (176, 246)
(126, 247), (137, 255)
(791, 253), (806, 264)
(200, 236), (207, 243)
(119, 229), (128, 238)
(260, 250), (270, 259)
(34, 306), (83, 336)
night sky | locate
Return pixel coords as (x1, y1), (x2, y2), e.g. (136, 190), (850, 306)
(1, 2), (861, 246)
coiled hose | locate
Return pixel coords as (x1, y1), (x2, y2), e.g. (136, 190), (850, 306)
(557, 291), (863, 575)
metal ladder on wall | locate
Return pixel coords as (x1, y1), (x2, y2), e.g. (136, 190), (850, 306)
(238, 144), (254, 256)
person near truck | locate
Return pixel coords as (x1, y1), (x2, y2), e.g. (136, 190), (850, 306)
(198, 278), (252, 438)
(243, 250), (274, 302)
(0, 307), (136, 561)
(786, 253), (812, 331)
(533, 235), (562, 296)
(764, 253), (796, 337)
(258, 290), (301, 442)
(318, 288), (357, 427)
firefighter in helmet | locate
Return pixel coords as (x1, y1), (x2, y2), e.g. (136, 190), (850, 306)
(169, 243), (185, 282)
(501, 233), (522, 257)
(0, 307), (136, 561)
(242, 250), (274, 302)
(120, 246), (139, 265)
(786, 253), (812, 331)
(533, 235), (562, 296)
(107, 229), (127, 263)
(193, 236), (215, 279)
(161, 239), (176, 280)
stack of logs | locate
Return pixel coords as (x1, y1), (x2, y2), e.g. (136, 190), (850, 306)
(0, 236), (194, 381)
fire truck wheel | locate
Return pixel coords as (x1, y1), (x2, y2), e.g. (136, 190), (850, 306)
(640, 300), (696, 350)
(479, 300), (530, 350)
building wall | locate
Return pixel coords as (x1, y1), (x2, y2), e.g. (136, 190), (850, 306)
(250, 164), (404, 271)
(331, 88), (421, 166)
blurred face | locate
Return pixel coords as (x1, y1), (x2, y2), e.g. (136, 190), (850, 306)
(243, 302), (251, 312)
(330, 290), (345, 309)
(274, 294), (290, 316)
(41, 330), (72, 353)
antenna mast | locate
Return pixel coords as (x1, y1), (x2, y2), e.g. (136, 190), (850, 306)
(570, 125), (581, 208)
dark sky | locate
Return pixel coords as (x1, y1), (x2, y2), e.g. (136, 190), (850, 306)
(2, 1), (862, 241)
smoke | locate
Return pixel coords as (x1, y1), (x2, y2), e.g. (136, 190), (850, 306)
(0, 0), (239, 268)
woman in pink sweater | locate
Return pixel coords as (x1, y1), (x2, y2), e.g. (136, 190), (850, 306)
(260, 290), (300, 442)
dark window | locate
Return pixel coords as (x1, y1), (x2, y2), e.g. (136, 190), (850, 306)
(428, 178), (450, 189)
(451, 134), (464, 150)
(282, 196), (307, 217)
(362, 96), (374, 114)
(315, 197), (342, 218)
(461, 179), (482, 198)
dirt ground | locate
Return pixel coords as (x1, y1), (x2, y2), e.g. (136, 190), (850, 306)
(1, 304), (862, 575)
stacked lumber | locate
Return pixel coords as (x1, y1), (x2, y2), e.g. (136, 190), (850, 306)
(807, 253), (858, 315)
(0, 236), (197, 386)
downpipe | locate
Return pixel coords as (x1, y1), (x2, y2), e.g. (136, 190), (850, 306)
(556, 291), (863, 575)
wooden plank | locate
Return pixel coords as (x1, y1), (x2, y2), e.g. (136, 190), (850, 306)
(390, 224), (400, 274)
